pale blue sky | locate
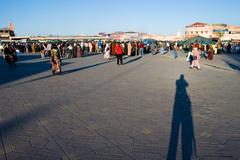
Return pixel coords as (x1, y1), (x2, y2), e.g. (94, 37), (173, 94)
(1, 0), (240, 36)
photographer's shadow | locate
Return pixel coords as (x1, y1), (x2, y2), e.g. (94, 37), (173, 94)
(167, 74), (197, 160)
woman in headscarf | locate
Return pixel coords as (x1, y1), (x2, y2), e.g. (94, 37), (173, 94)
(207, 45), (214, 60)
(50, 44), (61, 74)
(32, 43), (36, 53)
(190, 44), (201, 70)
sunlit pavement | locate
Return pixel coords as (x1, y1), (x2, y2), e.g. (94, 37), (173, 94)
(0, 52), (240, 160)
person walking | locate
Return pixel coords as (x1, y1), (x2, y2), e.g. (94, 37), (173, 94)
(0, 43), (3, 55)
(67, 44), (73, 58)
(31, 43), (36, 53)
(227, 43), (231, 54)
(77, 44), (82, 58)
(50, 44), (61, 74)
(236, 43), (240, 54)
(98, 40), (102, 53)
(217, 42), (222, 54)
(80, 41), (84, 54)
(207, 45), (214, 60)
(172, 44), (179, 59)
(95, 41), (99, 53)
(127, 42), (132, 57)
(186, 43), (194, 67)
(40, 43), (46, 59)
(135, 41), (139, 56)
(73, 43), (77, 58)
(89, 41), (93, 53)
(111, 41), (116, 56)
(115, 43), (123, 65)
(104, 47), (110, 60)
(190, 44), (201, 70)
(46, 43), (52, 56)
(139, 41), (144, 56)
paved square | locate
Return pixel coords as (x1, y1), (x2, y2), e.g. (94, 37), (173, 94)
(0, 53), (240, 160)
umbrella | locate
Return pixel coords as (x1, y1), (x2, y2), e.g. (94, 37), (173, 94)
(182, 36), (216, 46)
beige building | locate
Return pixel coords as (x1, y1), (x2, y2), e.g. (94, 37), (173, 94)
(185, 22), (214, 38)
(185, 22), (240, 41)
(0, 22), (15, 40)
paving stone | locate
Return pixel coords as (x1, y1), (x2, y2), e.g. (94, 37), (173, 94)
(0, 53), (240, 159)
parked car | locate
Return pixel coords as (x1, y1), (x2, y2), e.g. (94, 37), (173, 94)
(143, 39), (158, 53)
(143, 39), (160, 53)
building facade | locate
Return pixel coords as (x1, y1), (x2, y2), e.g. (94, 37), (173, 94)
(185, 22), (213, 38)
(185, 22), (240, 41)
(0, 22), (15, 40)
(110, 32), (144, 41)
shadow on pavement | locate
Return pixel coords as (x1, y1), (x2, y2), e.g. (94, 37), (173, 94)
(17, 53), (42, 61)
(0, 104), (53, 134)
(225, 61), (240, 72)
(124, 56), (142, 65)
(0, 59), (50, 86)
(0, 58), (72, 86)
(221, 53), (240, 62)
(167, 74), (197, 160)
(0, 58), (115, 89)
(61, 59), (115, 75)
(81, 52), (102, 57)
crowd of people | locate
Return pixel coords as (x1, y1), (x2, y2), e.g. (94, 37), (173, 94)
(0, 40), (146, 58)
(0, 39), (240, 73)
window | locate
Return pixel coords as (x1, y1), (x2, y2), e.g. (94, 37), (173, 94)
(191, 32), (193, 34)
(205, 31), (208, 34)
(196, 31), (198, 34)
(201, 31), (204, 34)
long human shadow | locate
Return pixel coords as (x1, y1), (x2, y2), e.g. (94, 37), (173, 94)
(0, 59), (50, 86)
(0, 97), (73, 140)
(0, 104), (53, 134)
(0, 104), (53, 160)
(0, 58), (116, 89)
(61, 59), (115, 75)
(81, 52), (102, 57)
(17, 53), (42, 61)
(225, 61), (240, 72)
(167, 74), (196, 160)
(221, 52), (240, 63)
(0, 57), (72, 86)
(123, 56), (142, 65)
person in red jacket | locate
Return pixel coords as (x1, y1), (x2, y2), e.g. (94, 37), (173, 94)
(139, 42), (144, 56)
(115, 43), (123, 65)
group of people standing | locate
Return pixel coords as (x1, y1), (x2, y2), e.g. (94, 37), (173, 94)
(103, 41), (145, 65)
(186, 43), (216, 70)
(103, 41), (145, 58)
(34, 40), (147, 61)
